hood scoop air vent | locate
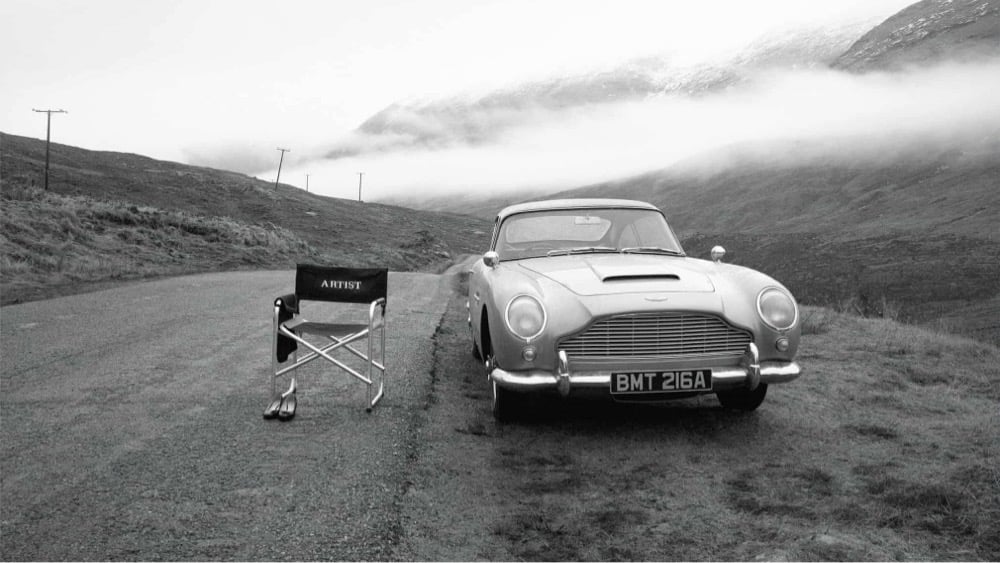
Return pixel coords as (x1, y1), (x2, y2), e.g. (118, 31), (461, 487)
(603, 274), (680, 283)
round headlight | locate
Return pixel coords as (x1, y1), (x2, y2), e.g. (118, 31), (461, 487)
(757, 287), (798, 331)
(505, 295), (547, 342)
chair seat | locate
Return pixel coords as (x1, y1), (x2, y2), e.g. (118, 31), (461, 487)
(284, 318), (369, 337)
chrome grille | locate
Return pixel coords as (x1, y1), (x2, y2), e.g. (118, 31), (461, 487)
(559, 313), (752, 359)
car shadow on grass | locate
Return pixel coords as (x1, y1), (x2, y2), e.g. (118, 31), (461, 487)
(499, 393), (767, 434)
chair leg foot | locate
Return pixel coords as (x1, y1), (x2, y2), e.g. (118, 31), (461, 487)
(278, 392), (297, 421)
(263, 397), (282, 419)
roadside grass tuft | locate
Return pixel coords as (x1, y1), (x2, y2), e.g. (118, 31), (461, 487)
(800, 306), (836, 335)
(806, 305), (1000, 401)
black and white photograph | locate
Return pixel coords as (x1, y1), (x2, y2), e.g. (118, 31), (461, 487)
(1, 0), (998, 560)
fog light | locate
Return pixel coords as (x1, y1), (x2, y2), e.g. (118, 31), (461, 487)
(775, 337), (790, 352)
(522, 346), (537, 362)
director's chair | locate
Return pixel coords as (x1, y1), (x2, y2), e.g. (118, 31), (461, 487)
(264, 264), (388, 420)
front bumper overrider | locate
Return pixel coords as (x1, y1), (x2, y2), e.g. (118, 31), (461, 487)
(490, 344), (801, 397)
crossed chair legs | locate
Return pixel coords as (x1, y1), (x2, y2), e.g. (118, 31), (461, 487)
(263, 378), (297, 421)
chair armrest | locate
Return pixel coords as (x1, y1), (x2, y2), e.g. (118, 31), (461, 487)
(274, 293), (300, 363)
(275, 293), (299, 315)
(369, 297), (387, 328)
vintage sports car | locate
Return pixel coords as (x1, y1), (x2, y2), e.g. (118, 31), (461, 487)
(467, 199), (802, 420)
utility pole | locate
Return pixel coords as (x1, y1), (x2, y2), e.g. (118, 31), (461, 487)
(274, 147), (290, 190)
(32, 108), (67, 191)
(357, 172), (364, 202)
(305, 174), (310, 192)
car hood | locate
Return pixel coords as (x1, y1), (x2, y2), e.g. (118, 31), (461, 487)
(518, 254), (716, 296)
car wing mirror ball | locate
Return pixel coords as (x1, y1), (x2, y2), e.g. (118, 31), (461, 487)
(483, 251), (500, 268)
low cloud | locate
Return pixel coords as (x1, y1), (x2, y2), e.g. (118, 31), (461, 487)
(271, 59), (1000, 200)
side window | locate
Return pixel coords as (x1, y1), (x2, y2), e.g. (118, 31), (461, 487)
(629, 215), (671, 247)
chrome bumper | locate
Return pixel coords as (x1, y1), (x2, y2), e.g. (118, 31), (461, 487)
(490, 345), (801, 397)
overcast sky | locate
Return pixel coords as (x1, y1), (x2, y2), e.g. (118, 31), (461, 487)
(8, 0), (987, 200)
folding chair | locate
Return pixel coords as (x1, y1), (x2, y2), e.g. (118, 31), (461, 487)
(264, 264), (388, 420)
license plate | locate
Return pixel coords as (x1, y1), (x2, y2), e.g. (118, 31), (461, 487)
(610, 370), (713, 395)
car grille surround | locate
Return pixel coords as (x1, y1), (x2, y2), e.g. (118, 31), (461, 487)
(559, 312), (752, 360)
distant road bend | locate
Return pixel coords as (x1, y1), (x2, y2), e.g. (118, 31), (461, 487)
(0, 269), (457, 560)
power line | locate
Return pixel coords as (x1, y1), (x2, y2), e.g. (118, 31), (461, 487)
(32, 108), (67, 191)
(274, 147), (290, 190)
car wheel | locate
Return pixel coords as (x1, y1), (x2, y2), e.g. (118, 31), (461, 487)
(491, 379), (523, 422)
(716, 383), (768, 411)
(469, 314), (482, 360)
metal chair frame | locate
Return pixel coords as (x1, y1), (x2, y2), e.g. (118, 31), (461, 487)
(265, 266), (388, 418)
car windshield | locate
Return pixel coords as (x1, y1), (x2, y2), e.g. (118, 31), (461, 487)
(495, 207), (685, 261)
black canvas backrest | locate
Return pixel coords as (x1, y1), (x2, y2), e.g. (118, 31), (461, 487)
(295, 264), (388, 304)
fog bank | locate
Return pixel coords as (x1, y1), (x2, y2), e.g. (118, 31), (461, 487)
(273, 59), (1000, 200)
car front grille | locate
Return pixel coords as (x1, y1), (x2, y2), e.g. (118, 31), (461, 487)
(559, 313), (752, 359)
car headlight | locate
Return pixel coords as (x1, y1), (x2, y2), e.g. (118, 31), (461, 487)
(757, 287), (798, 331)
(505, 295), (547, 342)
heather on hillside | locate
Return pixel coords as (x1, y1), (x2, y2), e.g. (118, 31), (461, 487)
(0, 186), (317, 304)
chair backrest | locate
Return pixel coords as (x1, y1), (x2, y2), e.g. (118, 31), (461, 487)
(295, 264), (388, 304)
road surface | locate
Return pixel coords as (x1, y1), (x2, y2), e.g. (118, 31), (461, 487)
(1, 269), (452, 560)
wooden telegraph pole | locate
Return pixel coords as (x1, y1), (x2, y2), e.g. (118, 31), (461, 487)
(274, 148), (290, 190)
(357, 172), (364, 202)
(32, 108), (67, 191)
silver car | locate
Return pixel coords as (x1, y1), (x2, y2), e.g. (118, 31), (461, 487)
(467, 199), (802, 420)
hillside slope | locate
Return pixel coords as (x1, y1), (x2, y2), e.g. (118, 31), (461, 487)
(555, 134), (1000, 342)
(0, 133), (491, 304)
(833, 0), (1000, 71)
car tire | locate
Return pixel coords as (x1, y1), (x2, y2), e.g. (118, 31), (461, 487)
(716, 383), (768, 411)
(491, 379), (523, 422)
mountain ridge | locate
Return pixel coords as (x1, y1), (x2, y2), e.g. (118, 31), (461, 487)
(833, 0), (1000, 71)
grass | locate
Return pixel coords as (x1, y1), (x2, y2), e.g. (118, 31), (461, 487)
(412, 292), (1000, 561)
(0, 185), (316, 303)
(680, 232), (1000, 346)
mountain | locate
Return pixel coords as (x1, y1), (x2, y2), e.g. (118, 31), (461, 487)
(378, 0), (1000, 344)
(0, 133), (491, 304)
(327, 23), (870, 160)
(832, 0), (1000, 71)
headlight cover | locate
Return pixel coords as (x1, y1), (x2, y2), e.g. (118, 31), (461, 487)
(757, 287), (798, 331)
(505, 294), (547, 342)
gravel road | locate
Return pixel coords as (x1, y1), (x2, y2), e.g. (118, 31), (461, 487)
(1, 269), (452, 560)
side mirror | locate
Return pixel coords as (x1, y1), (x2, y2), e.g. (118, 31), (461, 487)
(483, 251), (500, 268)
(711, 245), (726, 263)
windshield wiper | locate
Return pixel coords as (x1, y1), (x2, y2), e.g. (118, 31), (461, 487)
(547, 246), (618, 256)
(620, 246), (684, 256)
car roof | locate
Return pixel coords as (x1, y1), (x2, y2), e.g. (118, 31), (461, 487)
(496, 198), (660, 220)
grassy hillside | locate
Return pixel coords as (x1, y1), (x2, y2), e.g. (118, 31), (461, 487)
(560, 136), (1000, 240)
(0, 132), (491, 304)
(555, 136), (1000, 344)
(832, 0), (1000, 72)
